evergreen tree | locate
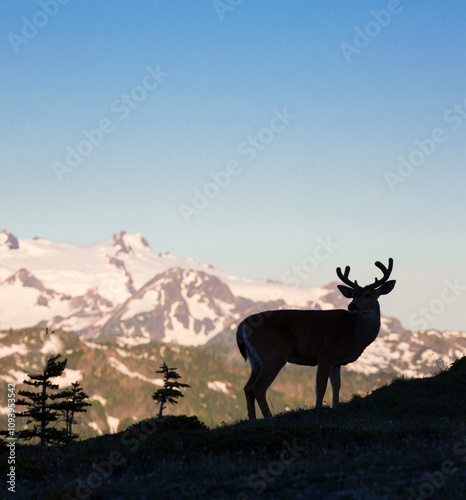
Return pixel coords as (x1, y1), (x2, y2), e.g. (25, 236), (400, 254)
(14, 352), (91, 446)
(16, 354), (69, 447)
(57, 381), (92, 442)
(152, 362), (190, 417)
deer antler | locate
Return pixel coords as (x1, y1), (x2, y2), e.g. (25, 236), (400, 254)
(336, 265), (359, 289)
(365, 258), (393, 290)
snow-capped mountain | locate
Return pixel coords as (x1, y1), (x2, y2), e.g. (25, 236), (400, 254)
(0, 230), (354, 345)
(1, 229), (463, 355)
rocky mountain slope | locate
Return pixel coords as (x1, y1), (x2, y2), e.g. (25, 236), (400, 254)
(0, 327), (464, 434)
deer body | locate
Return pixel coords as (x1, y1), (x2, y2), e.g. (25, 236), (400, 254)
(237, 259), (395, 419)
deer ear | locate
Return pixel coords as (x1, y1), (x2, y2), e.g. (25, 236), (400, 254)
(377, 280), (396, 296)
(337, 285), (355, 298)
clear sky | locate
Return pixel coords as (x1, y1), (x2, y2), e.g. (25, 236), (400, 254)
(1, 1), (466, 332)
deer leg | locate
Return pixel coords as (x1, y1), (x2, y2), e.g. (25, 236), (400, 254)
(329, 364), (341, 408)
(244, 364), (260, 420)
(252, 361), (285, 419)
(315, 362), (332, 408)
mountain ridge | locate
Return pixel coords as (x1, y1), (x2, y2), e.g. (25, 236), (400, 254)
(0, 230), (358, 345)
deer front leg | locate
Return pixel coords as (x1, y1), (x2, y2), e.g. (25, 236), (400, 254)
(329, 364), (341, 408)
(315, 362), (332, 408)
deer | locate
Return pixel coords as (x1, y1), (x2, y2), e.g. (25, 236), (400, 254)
(236, 258), (395, 419)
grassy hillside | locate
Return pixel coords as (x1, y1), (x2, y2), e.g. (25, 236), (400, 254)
(0, 328), (397, 433)
(3, 357), (465, 499)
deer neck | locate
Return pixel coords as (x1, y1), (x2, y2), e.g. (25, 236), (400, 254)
(355, 306), (381, 346)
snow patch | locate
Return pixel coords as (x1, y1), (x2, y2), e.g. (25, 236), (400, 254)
(115, 348), (130, 358)
(121, 290), (159, 320)
(81, 340), (108, 350)
(225, 277), (324, 308)
(207, 381), (230, 394)
(107, 416), (120, 433)
(40, 335), (63, 355)
(0, 344), (29, 358)
(50, 368), (82, 387)
(88, 422), (103, 435)
(2, 369), (29, 383)
(116, 336), (151, 347)
(108, 357), (163, 386)
(454, 349), (465, 358)
(91, 395), (107, 406)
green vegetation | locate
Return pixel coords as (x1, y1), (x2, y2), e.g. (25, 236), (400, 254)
(3, 357), (465, 499)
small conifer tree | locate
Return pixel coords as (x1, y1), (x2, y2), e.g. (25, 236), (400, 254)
(152, 362), (190, 417)
(14, 353), (91, 446)
(16, 354), (69, 447)
(58, 381), (92, 441)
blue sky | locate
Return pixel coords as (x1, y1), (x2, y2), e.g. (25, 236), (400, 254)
(1, 1), (466, 331)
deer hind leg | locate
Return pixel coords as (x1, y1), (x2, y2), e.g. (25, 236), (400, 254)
(244, 363), (260, 420)
(252, 359), (286, 419)
(315, 362), (332, 408)
(329, 364), (341, 408)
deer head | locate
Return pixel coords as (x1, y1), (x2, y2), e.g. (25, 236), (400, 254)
(336, 258), (396, 312)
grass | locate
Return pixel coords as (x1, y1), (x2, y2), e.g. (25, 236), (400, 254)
(2, 357), (465, 499)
